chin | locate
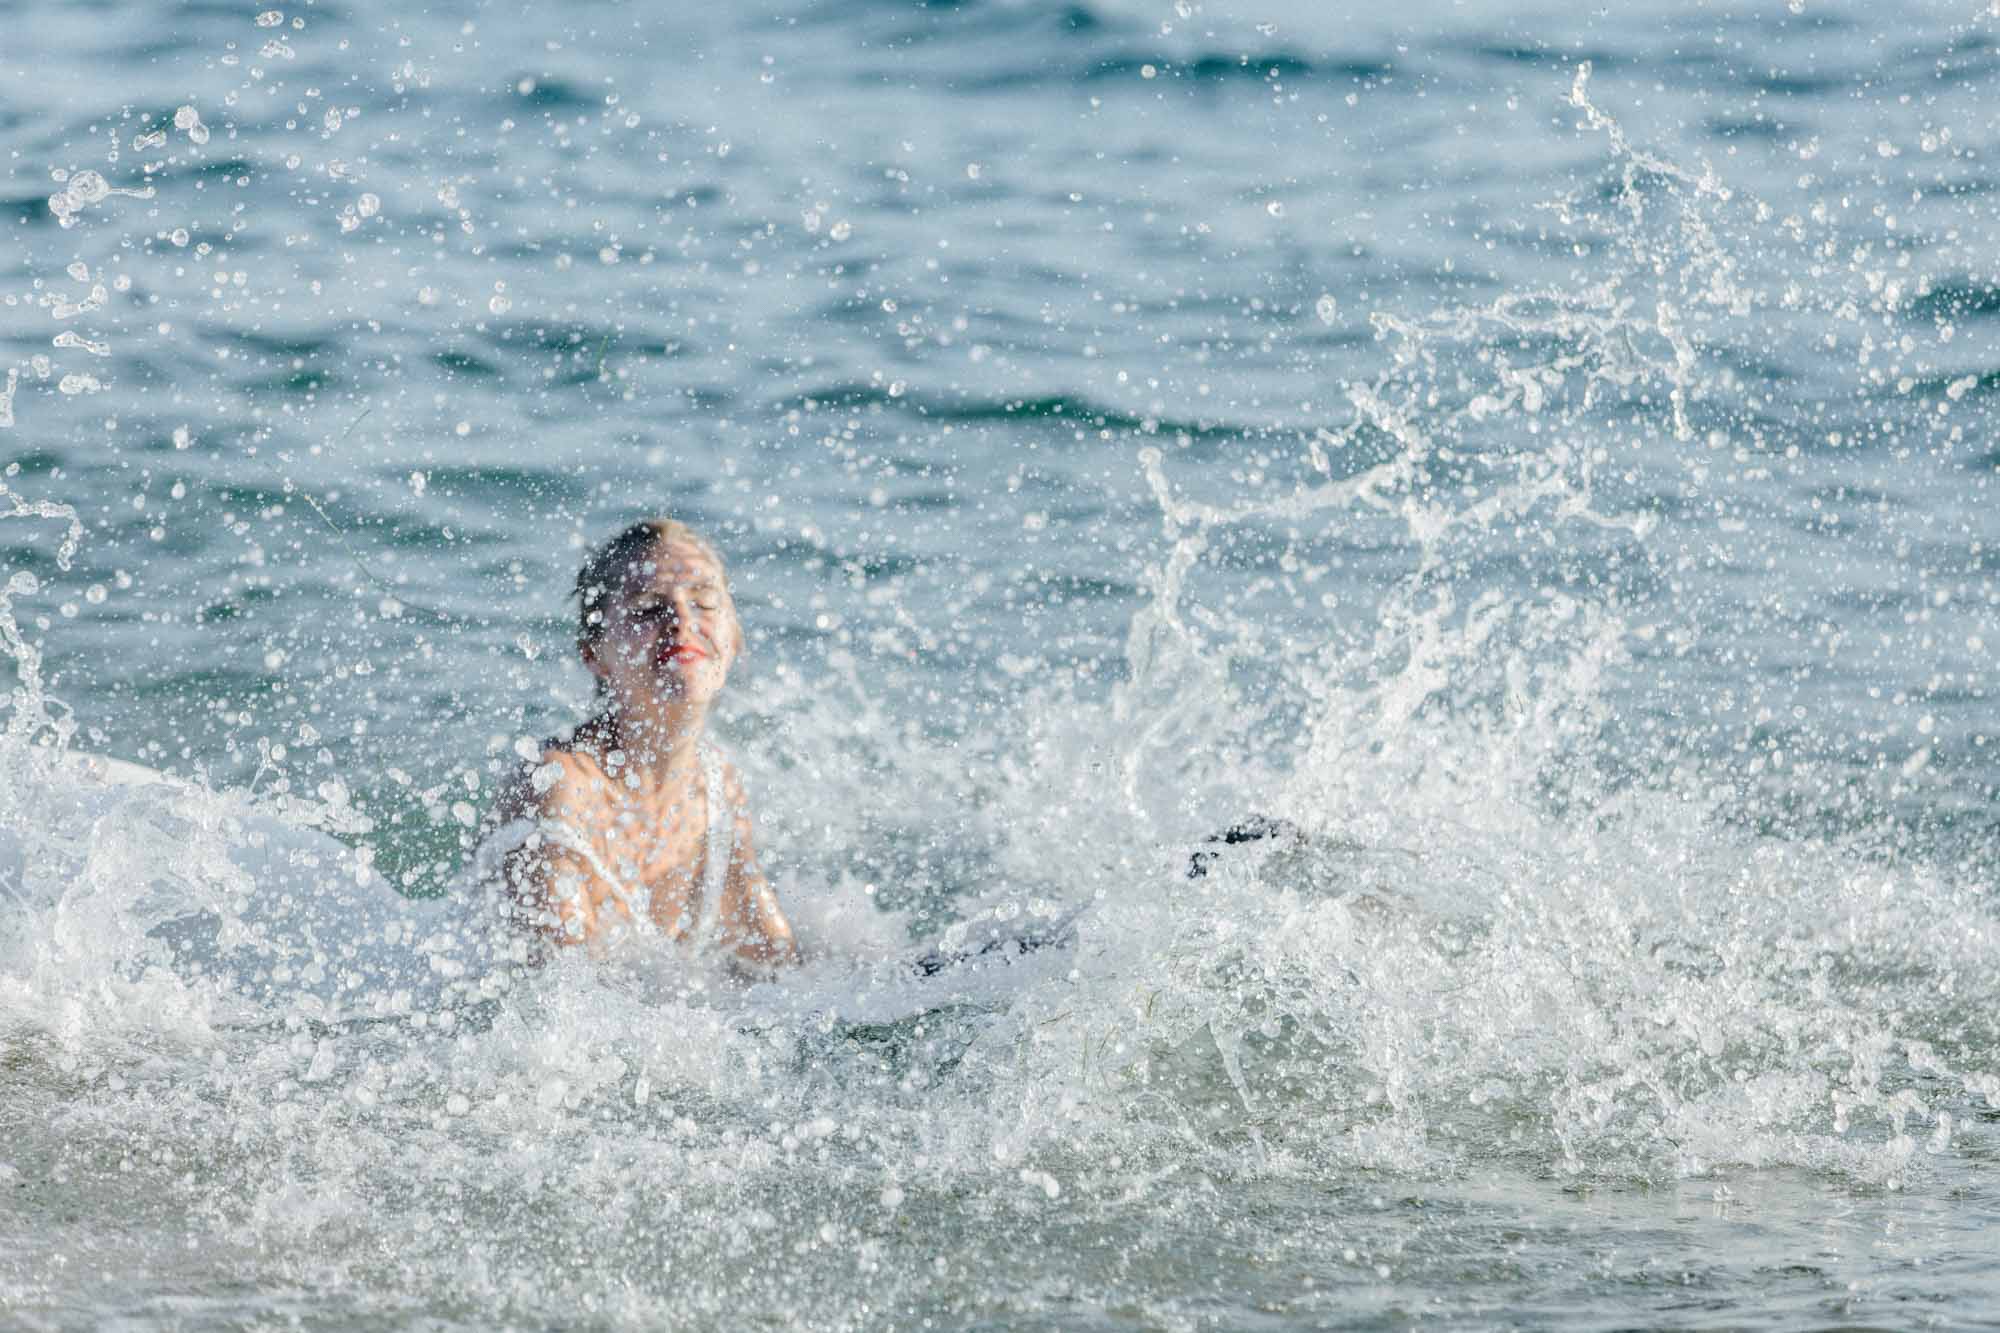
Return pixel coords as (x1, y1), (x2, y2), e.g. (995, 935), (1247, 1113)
(645, 669), (717, 703)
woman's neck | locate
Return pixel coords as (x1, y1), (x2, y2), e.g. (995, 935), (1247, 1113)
(585, 694), (706, 783)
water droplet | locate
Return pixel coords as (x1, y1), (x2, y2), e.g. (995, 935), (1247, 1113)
(1266, 200), (1284, 217)
(303, 1038), (337, 1082)
(53, 332), (111, 357)
(828, 220), (852, 242)
(57, 373), (103, 396)
(356, 192), (379, 218)
(48, 171), (138, 228)
(84, 584), (107, 605)
(255, 9), (284, 25)
(1315, 295), (1337, 325)
(323, 107), (343, 133)
(174, 105), (209, 145)
(1140, 64), (1158, 79)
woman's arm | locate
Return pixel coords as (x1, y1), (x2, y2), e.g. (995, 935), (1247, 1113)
(716, 763), (800, 968)
(498, 754), (623, 949)
(501, 828), (601, 947)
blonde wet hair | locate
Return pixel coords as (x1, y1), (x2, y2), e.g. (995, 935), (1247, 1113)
(574, 518), (745, 665)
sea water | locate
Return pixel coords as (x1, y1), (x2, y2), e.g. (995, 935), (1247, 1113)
(3, 0), (1998, 1326)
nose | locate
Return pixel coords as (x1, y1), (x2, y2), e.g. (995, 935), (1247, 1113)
(660, 592), (703, 640)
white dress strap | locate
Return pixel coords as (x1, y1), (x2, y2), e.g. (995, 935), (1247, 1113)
(539, 818), (654, 931)
(691, 741), (734, 951)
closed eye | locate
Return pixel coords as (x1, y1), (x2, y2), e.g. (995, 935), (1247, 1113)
(626, 600), (717, 619)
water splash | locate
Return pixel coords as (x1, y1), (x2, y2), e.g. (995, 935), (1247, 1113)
(48, 281), (107, 321)
(973, 59), (2000, 1200)
(0, 37), (1996, 1326)
(51, 332), (110, 358)
(0, 481), (81, 748)
(45, 169), (154, 228)
(173, 104), (211, 146)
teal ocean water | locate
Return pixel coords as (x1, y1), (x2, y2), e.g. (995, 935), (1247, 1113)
(4, 0), (1999, 1326)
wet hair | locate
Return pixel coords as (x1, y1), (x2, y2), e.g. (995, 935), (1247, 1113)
(574, 518), (743, 663)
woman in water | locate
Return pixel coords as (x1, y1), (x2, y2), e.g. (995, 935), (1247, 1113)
(482, 519), (799, 970)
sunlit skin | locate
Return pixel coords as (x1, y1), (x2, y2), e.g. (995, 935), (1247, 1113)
(491, 538), (798, 969)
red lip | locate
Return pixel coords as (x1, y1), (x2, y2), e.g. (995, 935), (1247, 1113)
(661, 644), (707, 664)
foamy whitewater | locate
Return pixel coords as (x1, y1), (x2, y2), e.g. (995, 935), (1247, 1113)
(3, 0), (1998, 1326)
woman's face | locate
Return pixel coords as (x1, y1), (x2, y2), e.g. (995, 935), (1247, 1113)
(586, 539), (739, 710)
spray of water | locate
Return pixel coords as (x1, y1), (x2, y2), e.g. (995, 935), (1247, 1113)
(1, 64), (1996, 1327)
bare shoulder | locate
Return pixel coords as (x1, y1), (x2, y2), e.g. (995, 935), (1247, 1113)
(544, 745), (621, 815)
(495, 743), (613, 824)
